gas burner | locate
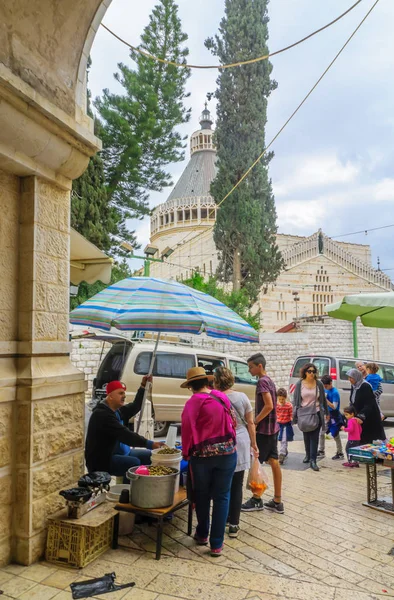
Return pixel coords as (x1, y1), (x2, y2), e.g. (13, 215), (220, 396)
(59, 472), (111, 519)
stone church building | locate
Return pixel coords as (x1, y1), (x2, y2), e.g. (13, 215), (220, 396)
(150, 107), (393, 332)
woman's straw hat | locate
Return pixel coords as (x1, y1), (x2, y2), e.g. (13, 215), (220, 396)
(180, 366), (214, 389)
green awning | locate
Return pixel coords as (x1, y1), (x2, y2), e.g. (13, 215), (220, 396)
(325, 292), (394, 328)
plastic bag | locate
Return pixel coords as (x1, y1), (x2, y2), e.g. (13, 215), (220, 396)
(246, 457), (269, 498)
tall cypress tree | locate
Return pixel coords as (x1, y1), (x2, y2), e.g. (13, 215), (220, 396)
(95, 0), (191, 251)
(206, 0), (283, 301)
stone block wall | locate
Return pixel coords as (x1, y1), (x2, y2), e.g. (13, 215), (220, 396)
(70, 340), (112, 398)
(70, 317), (394, 394)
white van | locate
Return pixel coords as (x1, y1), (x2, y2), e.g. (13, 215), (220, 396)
(79, 333), (257, 436)
(289, 355), (394, 416)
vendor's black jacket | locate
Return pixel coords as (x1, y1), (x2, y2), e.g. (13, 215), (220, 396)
(85, 386), (150, 473)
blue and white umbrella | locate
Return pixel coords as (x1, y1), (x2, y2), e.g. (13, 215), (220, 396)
(70, 276), (259, 343)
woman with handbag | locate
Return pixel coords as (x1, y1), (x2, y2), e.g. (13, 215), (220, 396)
(181, 367), (237, 557)
(293, 363), (328, 472)
(213, 367), (259, 538)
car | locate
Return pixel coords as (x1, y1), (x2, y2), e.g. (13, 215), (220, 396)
(81, 332), (257, 436)
(289, 354), (394, 416)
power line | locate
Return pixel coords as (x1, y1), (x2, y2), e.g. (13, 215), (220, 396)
(164, 0), (381, 256)
(331, 223), (394, 239)
(101, 0), (363, 70)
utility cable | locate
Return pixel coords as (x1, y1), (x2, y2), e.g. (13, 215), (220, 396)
(331, 223), (394, 239)
(101, 0), (363, 70)
(169, 0), (380, 256)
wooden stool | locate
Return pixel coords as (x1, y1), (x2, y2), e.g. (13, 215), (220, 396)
(114, 488), (192, 560)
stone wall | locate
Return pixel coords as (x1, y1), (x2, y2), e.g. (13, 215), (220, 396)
(71, 317), (394, 394)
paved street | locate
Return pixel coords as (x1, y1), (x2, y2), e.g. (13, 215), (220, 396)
(1, 431), (394, 600)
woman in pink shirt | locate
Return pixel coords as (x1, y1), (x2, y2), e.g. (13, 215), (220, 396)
(181, 367), (237, 557)
(341, 405), (362, 468)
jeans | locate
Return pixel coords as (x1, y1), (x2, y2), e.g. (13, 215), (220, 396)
(279, 428), (288, 456)
(303, 425), (321, 462)
(190, 452), (237, 549)
(228, 470), (244, 526)
(110, 449), (152, 483)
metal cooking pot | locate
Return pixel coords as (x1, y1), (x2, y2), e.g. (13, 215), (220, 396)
(126, 466), (178, 509)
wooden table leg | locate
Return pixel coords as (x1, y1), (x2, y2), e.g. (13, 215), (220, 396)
(112, 513), (120, 549)
(156, 518), (163, 560)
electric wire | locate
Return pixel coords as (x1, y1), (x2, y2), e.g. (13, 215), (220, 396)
(101, 0), (363, 70)
(163, 0), (381, 263)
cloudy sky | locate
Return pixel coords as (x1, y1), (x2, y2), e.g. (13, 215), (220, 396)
(89, 0), (394, 274)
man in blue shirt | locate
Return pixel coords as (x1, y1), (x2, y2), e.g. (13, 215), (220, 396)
(321, 375), (344, 460)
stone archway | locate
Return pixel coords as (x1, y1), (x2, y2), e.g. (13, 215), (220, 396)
(0, 0), (114, 565)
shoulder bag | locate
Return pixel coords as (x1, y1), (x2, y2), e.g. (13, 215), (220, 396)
(296, 385), (320, 433)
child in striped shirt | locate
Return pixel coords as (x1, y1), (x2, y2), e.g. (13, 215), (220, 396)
(277, 388), (294, 465)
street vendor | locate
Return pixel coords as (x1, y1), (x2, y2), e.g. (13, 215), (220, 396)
(85, 377), (163, 480)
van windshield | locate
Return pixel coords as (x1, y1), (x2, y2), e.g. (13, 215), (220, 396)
(95, 342), (132, 390)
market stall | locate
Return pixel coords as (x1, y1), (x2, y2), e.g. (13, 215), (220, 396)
(349, 440), (394, 514)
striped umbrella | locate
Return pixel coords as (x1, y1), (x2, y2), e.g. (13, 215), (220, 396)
(70, 276), (258, 343)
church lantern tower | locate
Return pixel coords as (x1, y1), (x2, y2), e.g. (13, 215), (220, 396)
(150, 104), (217, 252)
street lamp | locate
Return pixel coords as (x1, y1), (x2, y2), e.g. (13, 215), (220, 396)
(292, 290), (300, 320)
(120, 241), (173, 276)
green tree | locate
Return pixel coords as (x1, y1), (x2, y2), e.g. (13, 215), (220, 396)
(95, 0), (191, 252)
(70, 259), (132, 311)
(71, 58), (119, 253)
(205, 0), (283, 301)
(183, 272), (260, 331)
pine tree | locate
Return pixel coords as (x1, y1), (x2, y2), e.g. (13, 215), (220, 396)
(71, 58), (119, 253)
(205, 0), (283, 301)
(95, 0), (191, 251)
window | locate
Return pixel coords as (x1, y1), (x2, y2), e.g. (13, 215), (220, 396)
(292, 357), (311, 378)
(196, 355), (225, 375)
(95, 342), (132, 390)
(339, 359), (357, 380)
(382, 364), (394, 384)
(312, 358), (330, 377)
(134, 351), (195, 378)
(229, 360), (257, 386)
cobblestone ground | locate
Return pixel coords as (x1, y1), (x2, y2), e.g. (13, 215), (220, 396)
(1, 437), (394, 600)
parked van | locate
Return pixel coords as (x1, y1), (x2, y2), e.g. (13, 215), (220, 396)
(78, 332), (257, 436)
(289, 355), (394, 416)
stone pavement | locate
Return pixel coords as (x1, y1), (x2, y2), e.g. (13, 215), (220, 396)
(1, 437), (394, 600)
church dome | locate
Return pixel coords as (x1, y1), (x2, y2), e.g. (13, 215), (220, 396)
(151, 104), (217, 247)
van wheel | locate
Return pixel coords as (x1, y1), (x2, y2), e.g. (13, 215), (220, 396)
(154, 421), (169, 438)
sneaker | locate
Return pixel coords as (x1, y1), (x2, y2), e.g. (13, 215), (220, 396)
(342, 462), (353, 468)
(317, 450), (325, 458)
(264, 499), (284, 514)
(193, 532), (208, 545)
(332, 453), (344, 460)
(241, 497), (264, 512)
(279, 453), (285, 465)
(210, 546), (223, 557)
(350, 462), (359, 468)
(228, 525), (240, 538)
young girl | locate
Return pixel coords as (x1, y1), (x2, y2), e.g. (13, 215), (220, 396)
(341, 405), (362, 468)
(277, 388), (294, 465)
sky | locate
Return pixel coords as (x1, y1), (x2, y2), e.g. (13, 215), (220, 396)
(89, 0), (394, 275)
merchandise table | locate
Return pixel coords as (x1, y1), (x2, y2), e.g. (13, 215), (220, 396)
(350, 452), (394, 515)
(114, 488), (192, 560)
